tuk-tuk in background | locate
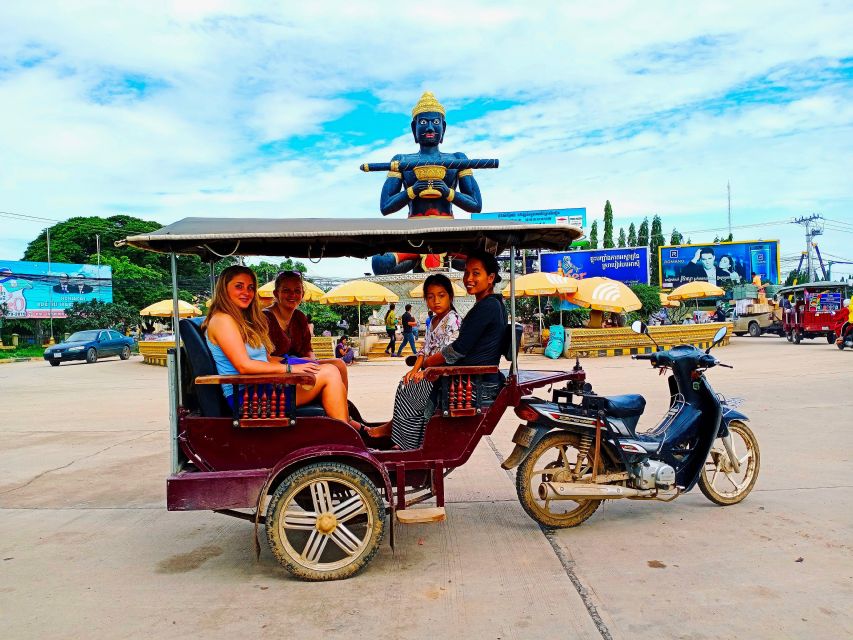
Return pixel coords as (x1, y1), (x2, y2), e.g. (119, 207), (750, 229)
(777, 281), (851, 344)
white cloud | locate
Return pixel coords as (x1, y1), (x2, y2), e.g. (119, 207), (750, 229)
(0, 0), (850, 279)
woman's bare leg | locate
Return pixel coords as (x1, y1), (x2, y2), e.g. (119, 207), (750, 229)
(318, 359), (348, 390)
(295, 367), (350, 423)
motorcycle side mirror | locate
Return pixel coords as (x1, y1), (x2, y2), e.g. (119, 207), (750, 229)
(632, 319), (661, 350)
(631, 320), (648, 335)
(706, 326), (728, 353)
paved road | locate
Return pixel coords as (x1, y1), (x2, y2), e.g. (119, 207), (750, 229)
(1, 337), (850, 639)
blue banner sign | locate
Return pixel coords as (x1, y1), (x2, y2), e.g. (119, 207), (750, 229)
(540, 247), (650, 284)
(811, 291), (842, 312)
(658, 240), (780, 289)
(473, 207), (587, 232)
(0, 260), (113, 319)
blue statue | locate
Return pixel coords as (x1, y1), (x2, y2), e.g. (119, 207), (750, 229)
(361, 92), (499, 274)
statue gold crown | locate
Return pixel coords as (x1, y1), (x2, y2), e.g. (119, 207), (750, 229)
(411, 91), (446, 118)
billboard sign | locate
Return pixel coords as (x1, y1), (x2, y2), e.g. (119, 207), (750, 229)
(473, 208), (587, 232)
(540, 247), (650, 284)
(658, 240), (780, 289)
(0, 260), (113, 319)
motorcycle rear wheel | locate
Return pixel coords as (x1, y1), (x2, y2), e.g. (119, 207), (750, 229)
(699, 420), (760, 506)
(516, 431), (602, 528)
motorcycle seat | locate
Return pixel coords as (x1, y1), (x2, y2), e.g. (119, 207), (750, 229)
(584, 394), (646, 418)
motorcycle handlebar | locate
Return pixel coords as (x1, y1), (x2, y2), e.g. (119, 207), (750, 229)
(632, 354), (655, 361)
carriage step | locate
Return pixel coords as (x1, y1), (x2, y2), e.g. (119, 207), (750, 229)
(396, 507), (446, 524)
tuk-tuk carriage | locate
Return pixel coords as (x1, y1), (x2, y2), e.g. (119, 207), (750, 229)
(777, 281), (851, 344)
(120, 217), (582, 580)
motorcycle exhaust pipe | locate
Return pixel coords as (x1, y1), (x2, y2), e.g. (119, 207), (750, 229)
(538, 481), (646, 500)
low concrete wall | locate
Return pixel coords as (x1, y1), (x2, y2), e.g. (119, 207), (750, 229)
(563, 322), (734, 358)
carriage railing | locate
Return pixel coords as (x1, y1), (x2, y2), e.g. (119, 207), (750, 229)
(194, 373), (316, 427)
(422, 366), (499, 418)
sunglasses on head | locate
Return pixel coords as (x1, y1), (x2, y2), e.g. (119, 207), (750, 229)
(278, 270), (303, 280)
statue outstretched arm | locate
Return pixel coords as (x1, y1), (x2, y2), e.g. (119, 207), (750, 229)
(450, 153), (482, 213)
(380, 155), (410, 216)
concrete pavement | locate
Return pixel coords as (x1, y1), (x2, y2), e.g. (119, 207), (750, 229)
(0, 338), (850, 639)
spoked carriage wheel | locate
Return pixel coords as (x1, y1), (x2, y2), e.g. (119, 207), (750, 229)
(698, 420), (760, 506)
(516, 431), (602, 528)
(266, 462), (385, 581)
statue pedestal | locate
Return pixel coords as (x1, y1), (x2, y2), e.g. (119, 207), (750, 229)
(364, 272), (475, 321)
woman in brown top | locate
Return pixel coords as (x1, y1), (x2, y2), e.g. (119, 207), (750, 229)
(263, 270), (350, 390)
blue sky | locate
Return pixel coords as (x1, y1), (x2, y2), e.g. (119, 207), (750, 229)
(0, 1), (851, 279)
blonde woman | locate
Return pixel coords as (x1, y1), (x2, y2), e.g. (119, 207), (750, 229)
(202, 265), (353, 424)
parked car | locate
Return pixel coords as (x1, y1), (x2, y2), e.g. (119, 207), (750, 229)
(43, 329), (135, 366)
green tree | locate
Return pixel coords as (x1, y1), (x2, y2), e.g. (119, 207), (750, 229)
(252, 259), (308, 286)
(22, 215), (214, 310)
(627, 223), (637, 247)
(724, 233), (734, 242)
(637, 218), (650, 247)
(603, 200), (614, 248)
(628, 284), (662, 321)
(784, 270), (808, 285)
(101, 256), (171, 309)
(588, 221), (599, 249)
(64, 300), (140, 334)
(617, 227), (627, 248)
(24, 215), (163, 270)
(670, 228), (684, 245)
(649, 215), (665, 285)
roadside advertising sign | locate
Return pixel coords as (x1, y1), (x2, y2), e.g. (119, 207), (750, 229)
(658, 240), (780, 289)
(540, 247), (650, 284)
(0, 260), (113, 319)
(473, 208), (587, 233)
(811, 291), (842, 312)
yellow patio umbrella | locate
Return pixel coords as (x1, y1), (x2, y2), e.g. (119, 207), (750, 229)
(320, 280), (399, 336)
(502, 272), (578, 332)
(562, 277), (641, 329)
(667, 281), (726, 316)
(409, 281), (468, 297)
(257, 279), (325, 302)
(667, 281), (725, 300)
(659, 292), (681, 308)
(139, 299), (202, 318)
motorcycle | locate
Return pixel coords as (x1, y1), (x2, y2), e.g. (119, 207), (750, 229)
(503, 322), (761, 528)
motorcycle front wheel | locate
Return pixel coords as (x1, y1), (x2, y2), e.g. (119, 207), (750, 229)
(516, 431), (602, 528)
(699, 420), (760, 505)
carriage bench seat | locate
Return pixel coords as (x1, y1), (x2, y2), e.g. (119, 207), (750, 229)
(195, 373), (320, 426)
(179, 318), (327, 425)
(421, 365), (500, 417)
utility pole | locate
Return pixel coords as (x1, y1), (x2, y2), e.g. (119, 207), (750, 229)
(96, 234), (101, 296)
(47, 227), (54, 344)
(791, 214), (823, 282)
(727, 180), (732, 239)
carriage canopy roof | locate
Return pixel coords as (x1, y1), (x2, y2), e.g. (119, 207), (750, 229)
(119, 217), (583, 260)
(776, 281), (850, 294)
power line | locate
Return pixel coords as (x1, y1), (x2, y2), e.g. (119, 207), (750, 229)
(680, 219), (789, 234)
(0, 210), (60, 223)
(824, 217), (853, 228)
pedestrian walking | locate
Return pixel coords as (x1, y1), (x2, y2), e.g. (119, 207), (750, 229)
(396, 304), (417, 356)
(384, 303), (397, 355)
